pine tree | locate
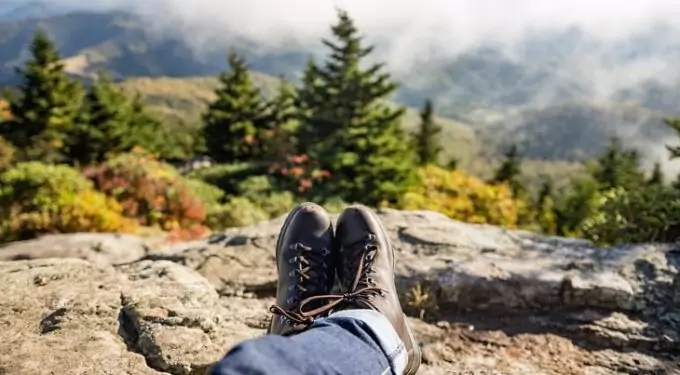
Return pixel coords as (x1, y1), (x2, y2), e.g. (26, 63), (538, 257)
(673, 174), (680, 191)
(296, 9), (415, 204)
(203, 51), (267, 163)
(592, 137), (645, 191)
(491, 144), (524, 196)
(262, 79), (298, 160)
(647, 162), (664, 186)
(415, 98), (442, 166)
(535, 179), (557, 235)
(127, 93), (166, 155)
(665, 118), (680, 159)
(1, 30), (83, 163)
(67, 74), (132, 165)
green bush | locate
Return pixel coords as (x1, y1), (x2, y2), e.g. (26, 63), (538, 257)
(206, 197), (270, 230)
(0, 162), (134, 242)
(185, 178), (225, 208)
(187, 162), (269, 196)
(580, 186), (680, 245)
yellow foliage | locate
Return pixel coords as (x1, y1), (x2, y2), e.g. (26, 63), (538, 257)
(0, 162), (135, 243)
(399, 165), (520, 227)
(0, 99), (10, 121)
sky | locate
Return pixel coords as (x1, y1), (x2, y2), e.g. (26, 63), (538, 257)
(22, 0), (680, 54)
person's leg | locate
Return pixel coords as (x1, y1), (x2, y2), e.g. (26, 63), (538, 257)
(209, 203), (420, 375)
(211, 309), (405, 375)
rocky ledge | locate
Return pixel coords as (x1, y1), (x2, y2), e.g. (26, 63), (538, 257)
(1, 209), (678, 375)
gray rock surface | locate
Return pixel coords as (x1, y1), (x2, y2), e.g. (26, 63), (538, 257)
(0, 233), (151, 266)
(1, 209), (678, 374)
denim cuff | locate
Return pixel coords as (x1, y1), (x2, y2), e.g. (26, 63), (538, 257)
(326, 309), (407, 375)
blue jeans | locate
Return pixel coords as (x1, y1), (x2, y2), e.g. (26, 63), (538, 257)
(211, 310), (407, 375)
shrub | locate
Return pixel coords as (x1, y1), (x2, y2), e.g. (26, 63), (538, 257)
(580, 186), (680, 245)
(185, 178), (225, 208)
(83, 150), (208, 231)
(0, 162), (134, 242)
(398, 165), (520, 227)
(269, 154), (331, 200)
(236, 175), (296, 217)
(0, 135), (14, 171)
(187, 162), (270, 196)
(206, 197), (270, 230)
(554, 176), (601, 237)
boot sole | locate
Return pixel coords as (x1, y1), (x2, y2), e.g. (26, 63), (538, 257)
(267, 202), (320, 334)
(364, 206), (422, 375)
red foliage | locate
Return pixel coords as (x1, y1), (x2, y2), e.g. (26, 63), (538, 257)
(83, 152), (207, 230)
(269, 154), (331, 195)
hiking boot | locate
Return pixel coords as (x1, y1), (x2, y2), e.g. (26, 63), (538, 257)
(335, 204), (422, 375)
(267, 202), (336, 336)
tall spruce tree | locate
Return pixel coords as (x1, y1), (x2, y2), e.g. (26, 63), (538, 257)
(296, 9), (415, 204)
(415, 98), (442, 166)
(592, 137), (645, 191)
(647, 162), (664, 186)
(491, 144), (524, 196)
(1, 30), (83, 163)
(203, 51), (267, 163)
(261, 79), (298, 160)
(67, 74), (132, 165)
(665, 118), (680, 159)
(127, 93), (168, 156)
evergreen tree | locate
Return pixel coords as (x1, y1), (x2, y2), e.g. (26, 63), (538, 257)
(296, 9), (415, 204)
(665, 118), (680, 159)
(1, 30), (83, 163)
(491, 144), (524, 196)
(591, 137), (645, 191)
(535, 179), (556, 235)
(203, 51), (267, 163)
(67, 74), (132, 165)
(262, 79), (298, 160)
(537, 179), (554, 208)
(127, 93), (167, 156)
(415, 98), (442, 166)
(647, 162), (664, 186)
(672, 174), (680, 191)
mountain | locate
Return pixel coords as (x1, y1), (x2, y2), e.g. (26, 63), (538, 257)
(0, 1), (73, 22)
(0, 10), (678, 169)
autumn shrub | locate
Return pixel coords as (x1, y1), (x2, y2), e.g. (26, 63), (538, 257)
(269, 154), (332, 200)
(83, 150), (210, 232)
(398, 165), (520, 227)
(0, 162), (134, 242)
(580, 186), (680, 245)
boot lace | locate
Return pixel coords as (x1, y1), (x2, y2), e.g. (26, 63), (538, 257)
(269, 242), (331, 325)
(295, 233), (386, 319)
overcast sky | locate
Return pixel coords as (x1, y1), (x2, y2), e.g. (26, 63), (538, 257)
(26, 0), (680, 53)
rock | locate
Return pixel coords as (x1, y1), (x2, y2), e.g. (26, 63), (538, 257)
(1, 209), (679, 374)
(0, 233), (150, 267)
(0, 259), (157, 375)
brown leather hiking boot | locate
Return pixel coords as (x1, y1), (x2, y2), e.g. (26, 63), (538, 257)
(334, 204), (422, 375)
(267, 202), (336, 336)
